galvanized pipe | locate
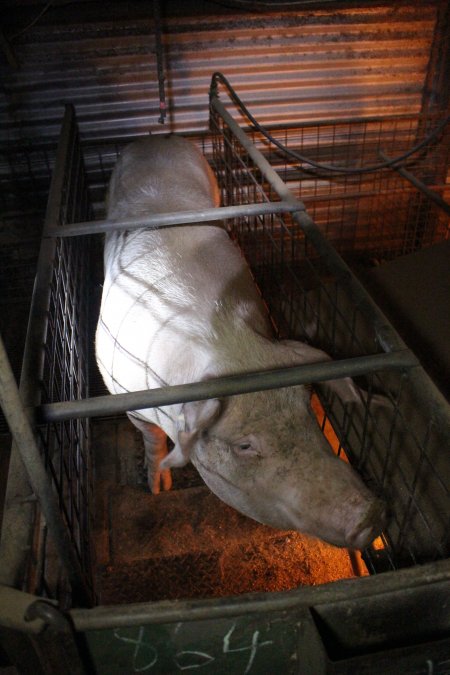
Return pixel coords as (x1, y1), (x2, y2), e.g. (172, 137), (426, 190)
(39, 351), (418, 423)
(379, 151), (450, 215)
(44, 201), (300, 238)
(0, 336), (91, 606)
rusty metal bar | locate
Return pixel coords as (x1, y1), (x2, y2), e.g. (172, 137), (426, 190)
(379, 151), (450, 215)
(44, 201), (300, 238)
(39, 351), (418, 423)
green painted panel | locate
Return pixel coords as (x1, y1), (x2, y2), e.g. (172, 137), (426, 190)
(84, 612), (300, 674)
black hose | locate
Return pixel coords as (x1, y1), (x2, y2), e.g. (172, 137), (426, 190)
(210, 72), (450, 175)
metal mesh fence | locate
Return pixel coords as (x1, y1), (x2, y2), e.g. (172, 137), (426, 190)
(210, 106), (450, 573)
(1, 105), (449, 605)
(10, 109), (95, 603)
(214, 113), (449, 261)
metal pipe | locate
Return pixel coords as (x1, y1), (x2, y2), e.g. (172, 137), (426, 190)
(0, 585), (55, 634)
(39, 351), (418, 423)
(379, 151), (450, 215)
(0, 336), (91, 605)
(44, 201), (300, 238)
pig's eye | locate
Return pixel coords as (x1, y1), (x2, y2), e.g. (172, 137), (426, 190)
(232, 436), (261, 457)
(239, 442), (251, 450)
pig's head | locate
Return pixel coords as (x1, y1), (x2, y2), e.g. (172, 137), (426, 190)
(160, 385), (387, 549)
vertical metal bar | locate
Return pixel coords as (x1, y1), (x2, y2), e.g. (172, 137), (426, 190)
(153, 0), (166, 124)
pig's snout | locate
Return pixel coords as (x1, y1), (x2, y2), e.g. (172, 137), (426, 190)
(344, 497), (387, 550)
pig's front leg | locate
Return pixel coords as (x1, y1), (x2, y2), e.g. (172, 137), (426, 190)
(127, 415), (172, 494)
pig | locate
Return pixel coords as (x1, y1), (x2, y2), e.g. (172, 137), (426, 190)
(95, 134), (386, 549)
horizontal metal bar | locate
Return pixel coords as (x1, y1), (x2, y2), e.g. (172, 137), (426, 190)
(379, 151), (450, 216)
(39, 351), (418, 423)
(44, 201), (301, 238)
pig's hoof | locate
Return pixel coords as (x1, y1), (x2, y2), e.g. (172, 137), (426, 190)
(149, 468), (172, 495)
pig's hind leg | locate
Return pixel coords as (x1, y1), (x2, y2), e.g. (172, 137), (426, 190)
(127, 415), (173, 494)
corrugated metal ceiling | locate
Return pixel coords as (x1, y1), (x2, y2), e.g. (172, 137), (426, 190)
(0, 2), (440, 146)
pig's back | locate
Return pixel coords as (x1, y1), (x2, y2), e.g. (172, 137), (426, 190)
(96, 136), (271, 436)
(106, 135), (220, 221)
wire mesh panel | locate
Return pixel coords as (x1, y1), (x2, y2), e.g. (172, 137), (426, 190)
(6, 107), (96, 604)
(210, 104), (450, 573)
(37, 116), (93, 603)
(35, 238), (92, 598)
(217, 114), (449, 261)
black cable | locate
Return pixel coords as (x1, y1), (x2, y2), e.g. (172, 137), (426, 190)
(211, 72), (450, 175)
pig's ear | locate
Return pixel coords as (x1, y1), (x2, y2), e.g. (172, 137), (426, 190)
(183, 398), (222, 433)
(159, 399), (222, 470)
(159, 439), (190, 470)
(280, 339), (368, 404)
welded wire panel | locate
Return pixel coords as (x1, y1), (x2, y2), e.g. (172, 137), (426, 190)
(211, 107), (450, 571)
(220, 114), (450, 260)
(28, 112), (94, 602)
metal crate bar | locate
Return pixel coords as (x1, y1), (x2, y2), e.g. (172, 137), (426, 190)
(44, 201), (301, 238)
(38, 350), (418, 423)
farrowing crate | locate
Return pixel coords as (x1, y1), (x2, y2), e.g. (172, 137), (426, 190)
(0, 81), (449, 672)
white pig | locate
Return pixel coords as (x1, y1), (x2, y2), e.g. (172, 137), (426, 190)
(96, 135), (386, 549)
